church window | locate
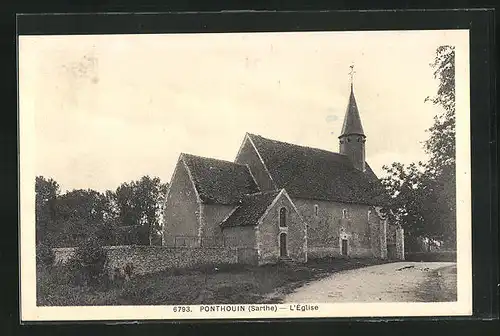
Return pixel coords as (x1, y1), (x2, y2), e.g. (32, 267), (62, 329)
(342, 209), (348, 219)
(279, 207), (287, 227)
(368, 210), (371, 221)
(314, 205), (319, 216)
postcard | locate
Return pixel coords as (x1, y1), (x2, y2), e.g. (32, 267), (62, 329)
(19, 28), (472, 321)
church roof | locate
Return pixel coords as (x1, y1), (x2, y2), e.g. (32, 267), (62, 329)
(220, 190), (281, 228)
(339, 85), (365, 137)
(181, 153), (260, 205)
(247, 134), (389, 206)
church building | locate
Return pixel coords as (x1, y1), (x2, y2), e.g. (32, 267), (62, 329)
(162, 82), (405, 265)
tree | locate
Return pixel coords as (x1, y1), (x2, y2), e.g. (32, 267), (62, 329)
(35, 176), (60, 245)
(69, 235), (108, 286)
(381, 45), (456, 250)
(381, 162), (427, 250)
(134, 176), (168, 245)
(114, 176), (168, 245)
(54, 189), (112, 247)
(425, 45), (455, 172)
(35, 175), (168, 247)
(424, 45), (456, 247)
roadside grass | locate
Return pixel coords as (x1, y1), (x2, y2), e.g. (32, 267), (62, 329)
(37, 257), (390, 306)
(415, 264), (457, 302)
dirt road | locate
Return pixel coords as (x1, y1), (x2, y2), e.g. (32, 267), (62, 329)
(282, 261), (456, 303)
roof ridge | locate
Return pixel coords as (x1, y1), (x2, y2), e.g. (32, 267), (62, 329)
(247, 133), (346, 157)
(244, 190), (281, 197)
(220, 188), (283, 228)
(181, 152), (249, 167)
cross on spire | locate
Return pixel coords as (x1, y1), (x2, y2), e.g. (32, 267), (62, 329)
(349, 64), (355, 88)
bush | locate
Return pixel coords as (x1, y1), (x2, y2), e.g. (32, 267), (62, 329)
(69, 236), (108, 286)
(36, 244), (55, 266)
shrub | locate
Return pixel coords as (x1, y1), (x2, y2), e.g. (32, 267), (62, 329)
(124, 263), (134, 279)
(36, 244), (55, 266)
(70, 236), (108, 286)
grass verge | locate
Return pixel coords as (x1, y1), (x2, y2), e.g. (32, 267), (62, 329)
(415, 264), (457, 302)
(37, 257), (390, 306)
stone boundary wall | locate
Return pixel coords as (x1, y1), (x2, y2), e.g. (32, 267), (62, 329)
(52, 245), (252, 275)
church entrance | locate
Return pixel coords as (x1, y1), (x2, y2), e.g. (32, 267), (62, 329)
(387, 244), (396, 259)
(341, 239), (348, 256)
(279, 233), (288, 257)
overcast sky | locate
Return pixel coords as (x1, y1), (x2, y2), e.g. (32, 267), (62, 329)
(19, 30), (467, 193)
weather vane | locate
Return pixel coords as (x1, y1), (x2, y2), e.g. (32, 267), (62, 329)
(349, 63), (356, 85)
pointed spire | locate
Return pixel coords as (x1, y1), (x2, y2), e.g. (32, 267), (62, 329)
(339, 66), (365, 138)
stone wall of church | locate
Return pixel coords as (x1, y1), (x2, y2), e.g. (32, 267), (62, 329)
(292, 198), (375, 259)
(162, 161), (200, 247)
(368, 207), (386, 258)
(222, 226), (258, 264)
(222, 225), (256, 248)
(199, 204), (235, 246)
(257, 193), (307, 265)
(339, 135), (366, 172)
(235, 138), (276, 191)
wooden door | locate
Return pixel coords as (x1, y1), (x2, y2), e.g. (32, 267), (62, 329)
(341, 239), (348, 256)
(279, 233), (287, 257)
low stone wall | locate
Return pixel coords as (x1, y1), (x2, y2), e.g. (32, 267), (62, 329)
(52, 245), (246, 275)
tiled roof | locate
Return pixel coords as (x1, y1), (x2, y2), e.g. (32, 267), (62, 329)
(248, 134), (389, 206)
(181, 153), (260, 205)
(220, 190), (281, 228)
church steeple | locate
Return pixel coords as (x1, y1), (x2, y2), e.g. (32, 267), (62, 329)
(339, 65), (366, 172)
(340, 83), (365, 137)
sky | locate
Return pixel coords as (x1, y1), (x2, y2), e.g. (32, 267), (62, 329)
(19, 30), (467, 193)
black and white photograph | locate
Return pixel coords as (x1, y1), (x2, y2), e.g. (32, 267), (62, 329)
(19, 28), (472, 321)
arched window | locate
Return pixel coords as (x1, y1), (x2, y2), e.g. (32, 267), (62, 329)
(279, 207), (287, 227)
(342, 209), (348, 219)
(368, 210), (371, 221)
(314, 204), (319, 216)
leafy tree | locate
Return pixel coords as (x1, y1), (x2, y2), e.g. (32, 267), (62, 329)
(134, 176), (168, 245)
(382, 45), (456, 250)
(381, 162), (427, 250)
(54, 189), (112, 247)
(425, 45), (455, 172)
(35, 175), (168, 248)
(424, 45), (456, 247)
(69, 235), (108, 286)
(114, 176), (168, 245)
(35, 176), (60, 245)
